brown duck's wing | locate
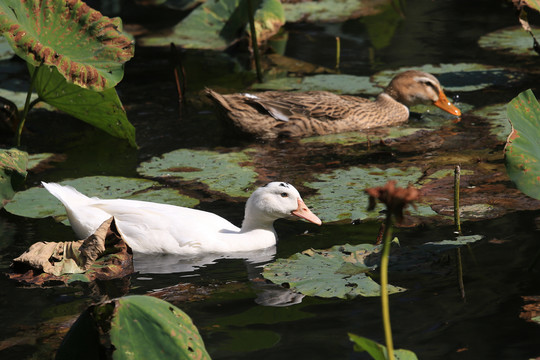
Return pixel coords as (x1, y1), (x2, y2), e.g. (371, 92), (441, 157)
(246, 91), (366, 122)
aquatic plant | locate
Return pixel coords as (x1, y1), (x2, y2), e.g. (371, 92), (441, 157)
(56, 295), (210, 359)
(0, 0), (136, 147)
(505, 89), (540, 200)
(362, 181), (419, 360)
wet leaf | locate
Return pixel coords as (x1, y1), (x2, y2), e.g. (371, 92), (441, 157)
(263, 243), (406, 299)
(373, 63), (525, 92)
(478, 26), (539, 57)
(349, 333), (418, 360)
(4, 175), (199, 221)
(0, 35), (14, 60)
(505, 89), (540, 200)
(0, 148), (27, 207)
(137, 148), (258, 197)
(0, 0), (134, 91)
(139, 0), (284, 50)
(8, 218), (134, 286)
(304, 166), (436, 222)
(29, 64), (137, 147)
(470, 103), (511, 142)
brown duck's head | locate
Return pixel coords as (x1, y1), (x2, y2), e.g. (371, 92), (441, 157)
(384, 70), (461, 116)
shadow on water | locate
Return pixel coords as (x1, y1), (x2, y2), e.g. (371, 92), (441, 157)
(1, 0), (540, 359)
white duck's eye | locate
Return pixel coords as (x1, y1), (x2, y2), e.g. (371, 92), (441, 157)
(280, 192), (288, 198)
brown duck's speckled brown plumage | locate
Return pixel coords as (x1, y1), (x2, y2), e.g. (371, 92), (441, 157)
(206, 70), (461, 139)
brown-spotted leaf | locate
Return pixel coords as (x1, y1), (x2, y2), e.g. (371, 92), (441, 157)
(0, 0), (134, 91)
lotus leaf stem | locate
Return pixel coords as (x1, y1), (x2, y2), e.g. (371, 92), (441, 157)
(380, 213), (395, 360)
(247, 0), (263, 82)
(16, 64), (42, 147)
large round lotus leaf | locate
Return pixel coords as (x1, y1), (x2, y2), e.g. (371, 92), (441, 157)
(29, 64), (137, 147)
(300, 127), (426, 146)
(251, 74), (381, 95)
(137, 149), (258, 198)
(139, 0), (284, 50)
(110, 296), (210, 360)
(372, 63), (525, 93)
(504, 89), (540, 200)
(283, 0), (384, 23)
(478, 26), (539, 57)
(469, 103), (510, 142)
(0, 0), (134, 91)
(4, 176), (199, 221)
(305, 166), (436, 222)
(263, 243), (406, 299)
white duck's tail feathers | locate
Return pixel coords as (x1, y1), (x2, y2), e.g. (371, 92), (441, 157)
(41, 181), (95, 206)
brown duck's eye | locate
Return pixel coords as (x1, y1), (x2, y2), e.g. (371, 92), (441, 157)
(280, 192), (288, 198)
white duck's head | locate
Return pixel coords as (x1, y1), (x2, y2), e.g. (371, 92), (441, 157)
(384, 70), (461, 116)
(242, 182), (322, 230)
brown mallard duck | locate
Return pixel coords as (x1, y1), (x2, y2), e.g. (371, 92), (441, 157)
(206, 70), (461, 139)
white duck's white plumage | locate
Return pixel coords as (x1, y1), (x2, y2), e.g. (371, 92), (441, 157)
(42, 181), (321, 255)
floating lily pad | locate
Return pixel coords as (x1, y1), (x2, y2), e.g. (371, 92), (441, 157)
(505, 89), (540, 200)
(305, 166), (436, 222)
(418, 168), (474, 185)
(478, 26), (539, 57)
(4, 176), (199, 222)
(300, 127), (426, 146)
(251, 74), (381, 95)
(139, 0), (284, 50)
(263, 243), (406, 299)
(0, 77), (39, 109)
(0, 35), (14, 60)
(137, 149), (258, 197)
(469, 103), (511, 142)
(283, 0), (385, 23)
(373, 63), (526, 93)
(0, 0), (134, 91)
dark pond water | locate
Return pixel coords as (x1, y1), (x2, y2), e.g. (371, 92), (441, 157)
(1, 0), (540, 359)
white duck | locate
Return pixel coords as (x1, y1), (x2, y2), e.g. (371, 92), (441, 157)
(42, 181), (322, 255)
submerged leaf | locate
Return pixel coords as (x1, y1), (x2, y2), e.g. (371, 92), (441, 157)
(504, 89), (540, 200)
(0, 0), (134, 91)
(478, 26), (540, 57)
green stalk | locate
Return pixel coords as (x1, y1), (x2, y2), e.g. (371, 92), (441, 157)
(335, 36), (341, 72)
(16, 64), (41, 147)
(247, 0), (263, 82)
(454, 165), (461, 235)
(380, 213), (395, 360)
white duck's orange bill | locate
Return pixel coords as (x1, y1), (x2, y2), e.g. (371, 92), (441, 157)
(434, 90), (461, 116)
(292, 199), (322, 225)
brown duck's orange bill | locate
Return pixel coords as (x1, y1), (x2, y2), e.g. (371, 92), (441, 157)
(434, 90), (461, 116)
(292, 199), (322, 225)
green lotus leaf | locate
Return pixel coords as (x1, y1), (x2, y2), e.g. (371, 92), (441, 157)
(139, 0), (284, 50)
(251, 74), (381, 95)
(29, 64), (137, 147)
(0, 0), (134, 91)
(349, 333), (419, 360)
(504, 89), (540, 200)
(478, 26), (539, 57)
(263, 243), (406, 299)
(4, 175), (199, 221)
(137, 149), (258, 197)
(305, 166), (436, 222)
(372, 63), (525, 93)
(56, 295), (210, 360)
(0, 148), (27, 207)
